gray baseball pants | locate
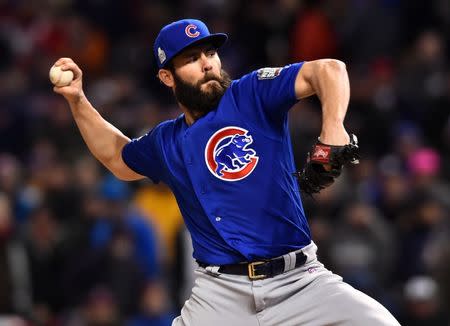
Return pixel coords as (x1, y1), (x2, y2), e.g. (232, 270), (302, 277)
(172, 242), (400, 326)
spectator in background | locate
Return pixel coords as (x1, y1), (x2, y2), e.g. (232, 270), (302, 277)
(395, 195), (448, 282)
(127, 281), (175, 326)
(328, 201), (395, 298)
(424, 220), (450, 317)
(60, 176), (160, 316)
(0, 154), (28, 225)
(171, 224), (197, 311)
(407, 147), (450, 207)
(59, 174), (163, 316)
(0, 193), (32, 316)
(376, 154), (411, 221)
(90, 174), (162, 280)
(400, 276), (448, 326)
(60, 190), (108, 308)
(0, 154), (22, 200)
(398, 30), (448, 125)
(24, 205), (65, 323)
(290, 0), (337, 61)
(62, 220), (147, 317)
(61, 156), (104, 262)
(65, 286), (123, 326)
(100, 225), (147, 315)
(392, 121), (423, 162)
(133, 182), (183, 266)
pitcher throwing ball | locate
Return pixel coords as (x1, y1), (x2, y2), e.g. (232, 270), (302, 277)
(53, 19), (400, 326)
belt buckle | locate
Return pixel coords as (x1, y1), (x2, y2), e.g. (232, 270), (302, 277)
(248, 261), (266, 280)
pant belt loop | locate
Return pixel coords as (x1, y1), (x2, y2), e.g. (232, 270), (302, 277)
(205, 266), (221, 275)
(282, 252), (297, 272)
(282, 253), (291, 272)
(288, 252), (296, 270)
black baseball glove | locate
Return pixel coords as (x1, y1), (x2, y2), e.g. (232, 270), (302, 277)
(293, 134), (359, 195)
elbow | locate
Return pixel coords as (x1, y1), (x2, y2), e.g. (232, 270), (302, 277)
(112, 171), (133, 181)
(111, 168), (143, 181)
(313, 59), (348, 88)
(319, 59), (347, 74)
(103, 156), (144, 181)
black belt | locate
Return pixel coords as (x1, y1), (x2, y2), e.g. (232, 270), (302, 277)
(198, 251), (307, 280)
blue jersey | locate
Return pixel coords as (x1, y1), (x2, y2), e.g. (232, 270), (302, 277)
(122, 62), (311, 264)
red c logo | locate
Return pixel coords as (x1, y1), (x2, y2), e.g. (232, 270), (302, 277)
(185, 24), (200, 38)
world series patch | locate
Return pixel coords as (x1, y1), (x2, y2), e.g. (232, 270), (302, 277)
(257, 67), (283, 80)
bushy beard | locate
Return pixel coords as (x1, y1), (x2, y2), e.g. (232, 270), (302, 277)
(173, 69), (232, 120)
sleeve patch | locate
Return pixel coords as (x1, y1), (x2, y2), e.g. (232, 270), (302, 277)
(257, 67), (283, 80)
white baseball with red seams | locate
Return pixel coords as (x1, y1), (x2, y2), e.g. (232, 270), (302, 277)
(49, 65), (74, 87)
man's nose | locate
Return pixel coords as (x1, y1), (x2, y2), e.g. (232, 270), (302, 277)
(200, 53), (213, 72)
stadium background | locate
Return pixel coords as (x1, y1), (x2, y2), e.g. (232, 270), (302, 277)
(0, 0), (449, 325)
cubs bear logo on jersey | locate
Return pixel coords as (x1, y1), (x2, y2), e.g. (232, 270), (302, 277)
(205, 127), (259, 181)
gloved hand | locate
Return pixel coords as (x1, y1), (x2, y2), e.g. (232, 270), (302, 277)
(293, 134), (359, 195)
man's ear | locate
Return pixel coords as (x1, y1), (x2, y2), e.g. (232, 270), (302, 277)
(158, 69), (174, 87)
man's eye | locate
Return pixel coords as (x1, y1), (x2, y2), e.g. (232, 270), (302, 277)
(207, 50), (216, 57)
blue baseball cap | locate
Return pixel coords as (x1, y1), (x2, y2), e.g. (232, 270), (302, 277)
(154, 19), (228, 69)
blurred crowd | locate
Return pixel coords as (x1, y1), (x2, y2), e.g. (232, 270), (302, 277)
(0, 0), (449, 325)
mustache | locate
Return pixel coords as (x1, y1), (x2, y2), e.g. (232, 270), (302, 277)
(199, 73), (221, 85)
(199, 70), (232, 89)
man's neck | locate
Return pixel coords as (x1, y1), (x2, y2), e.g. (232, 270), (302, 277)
(180, 104), (195, 126)
(180, 103), (210, 126)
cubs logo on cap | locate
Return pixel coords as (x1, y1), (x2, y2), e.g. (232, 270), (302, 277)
(185, 24), (200, 38)
(205, 127), (259, 181)
(154, 19), (228, 68)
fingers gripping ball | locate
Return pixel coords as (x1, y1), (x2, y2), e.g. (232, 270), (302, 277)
(294, 134), (360, 195)
(49, 65), (74, 87)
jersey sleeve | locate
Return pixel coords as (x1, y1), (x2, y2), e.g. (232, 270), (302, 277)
(232, 62), (304, 124)
(121, 127), (163, 184)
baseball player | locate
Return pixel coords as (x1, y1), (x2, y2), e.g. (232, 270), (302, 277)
(53, 19), (400, 326)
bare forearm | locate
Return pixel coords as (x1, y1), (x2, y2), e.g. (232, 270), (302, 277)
(69, 95), (130, 167)
(311, 60), (350, 143)
(51, 57), (143, 181)
(297, 59), (351, 145)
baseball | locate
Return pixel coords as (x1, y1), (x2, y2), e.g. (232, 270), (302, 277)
(49, 65), (74, 87)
